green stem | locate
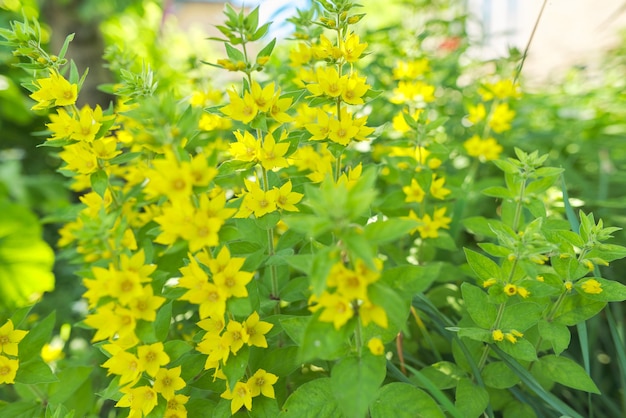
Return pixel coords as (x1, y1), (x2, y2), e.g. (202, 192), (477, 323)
(261, 165), (280, 314)
(512, 177), (527, 232)
(478, 303), (507, 370)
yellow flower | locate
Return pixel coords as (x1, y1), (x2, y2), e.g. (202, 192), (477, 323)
(367, 338), (385, 356)
(244, 312), (274, 348)
(258, 131), (290, 170)
(314, 291), (354, 330)
(403, 178), (426, 203)
(221, 381), (253, 415)
(307, 66), (345, 98)
(581, 279), (602, 295)
(154, 366), (186, 400)
(467, 103), (486, 124)
(0, 320), (28, 356)
(137, 342), (170, 378)
(250, 81), (276, 112)
(166, 394), (190, 418)
(230, 130), (259, 162)
(248, 369), (279, 398)
(30, 71), (78, 110)
(504, 332), (519, 344)
(59, 142), (98, 174)
(47, 108), (75, 140)
(212, 258), (254, 299)
(360, 300), (388, 329)
(221, 88), (258, 124)
(101, 348), (143, 386)
(390, 81), (435, 104)
(488, 103), (515, 133)
(0, 355), (19, 384)
(504, 284), (517, 296)
(341, 32), (367, 63)
(482, 278), (497, 288)
(328, 115), (359, 146)
(236, 179), (279, 219)
(70, 105), (104, 142)
(517, 286), (530, 298)
(430, 175), (451, 200)
(393, 59), (430, 79)
(341, 72), (370, 105)
(116, 385), (158, 417)
(464, 135), (503, 162)
(492, 329), (504, 342)
(289, 42), (312, 67)
(223, 320), (250, 354)
(274, 181), (303, 212)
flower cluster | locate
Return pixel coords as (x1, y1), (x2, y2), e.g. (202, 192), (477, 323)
(463, 79), (519, 162)
(310, 260), (387, 330)
(0, 320), (27, 385)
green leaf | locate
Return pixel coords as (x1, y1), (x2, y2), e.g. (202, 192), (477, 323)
(575, 277), (626, 302)
(464, 248), (502, 284)
(48, 366), (92, 404)
(0, 401), (42, 418)
(454, 378), (488, 418)
(19, 311), (56, 362)
(331, 353), (386, 418)
(222, 346), (249, 391)
(482, 361), (520, 389)
(500, 302), (542, 331)
(250, 396), (280, 418)
(90, 169), (108, 198)
(460, 283), (497, 329)
(370, 382), (445, 418)
(537, 320), (570, 355)
(379, 263), (441, 295)
(310, 246), (338, 297)
(279, 378), (342, 418)
(154, 301), (172, 341)
(0, 202), (54, 311)
(496, 338), (537, 362)
(224, 43), (245, 63)
(279, 316), (309, 346)
(364, 218), (419, 244)
(457, 327), (492, 343)
(256, 38), (277, 59)
(365, 282), (410, 341)
(15, 357), (58, 384)
(536, 354), (600, 394)
(299, 313), (352, 362)
(108, 152), (141, 165)
(552, 294), (606, 326)
(482, 186), (513, 199)
(418, 361), (464, 390)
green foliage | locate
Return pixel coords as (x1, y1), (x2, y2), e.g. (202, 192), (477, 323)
(1, 0), (626, 417)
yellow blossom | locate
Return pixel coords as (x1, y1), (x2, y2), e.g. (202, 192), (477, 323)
(504, 283), (517, 296)
(467, 103), (486, 124)
(315, 291), (354, 330)
(221, 381), (253, 415)
(482, 278), (497, 288)
(47, 108), (75, 140)
(258, 131), (290, 170)
(154, 366), (186, 400)
(244, 312), (274, 348)
(393, 59), (430, 79)
(250, 81), (276, 112)
(248, 369), (278, 398)
(221, 88), (258, 124)
(30, 71), (78, 110)
(403, 178), (426, 203)
(307, 66), (345, 98)
(341, 32), (367, 62)
(488, 103), (515, 133)
(274, 181), (303, 212)
(137, 342), (170, 377)
(0, 320), (27, 356)
(430, 175), (451, 200)
(0, 355), (19, 384)
(581, 279), (602, 295)
(492, 329), (504, 342)
(463, 135), (503, 162)
(116, 385), (158, 417)
(367, 338), (385, 356)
